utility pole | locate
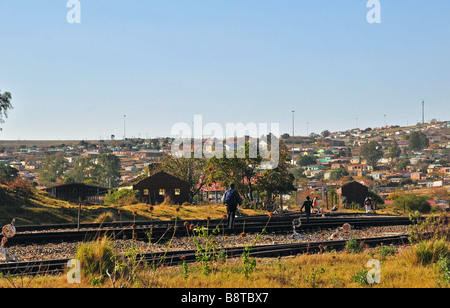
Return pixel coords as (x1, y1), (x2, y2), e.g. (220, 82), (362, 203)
(123, 115), (127, 141)
(77, 197), (81, 231)
(422, 101), (425, 125)
(292, 110), (295, 165)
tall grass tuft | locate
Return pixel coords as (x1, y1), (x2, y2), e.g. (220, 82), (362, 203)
(409, 237), (449, 266)
(76, 237), (116, 279)
(94, 211), (115, 223)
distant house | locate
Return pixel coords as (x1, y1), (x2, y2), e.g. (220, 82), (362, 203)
(428, 200), (449, 212)
(44, 183), (108, 203)
(411, 172), (426, 180)
(124, 165), (137, 172)
(433, 180), (449, 187)
(135, 149), (163, 160)
(370, 172), (385, 180)
(346, 164), (370, 176)
(427, 164), (443, 174)
(201, 182), (226, 203)
(324, 138), (345, 147)
(331, 163), (344, 170)
(133, 171), (190, 205)
(337, 181), (369, 207)
(350, 156), (362, 164)
(440, 167), (450, 174)
(306, 165), (323, 171)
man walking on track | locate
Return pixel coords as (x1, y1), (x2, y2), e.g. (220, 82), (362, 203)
(301, 196), (313, 222)
(223, 183), (243, 229)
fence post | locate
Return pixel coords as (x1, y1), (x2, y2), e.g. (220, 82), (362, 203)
(77, 197), (81, 231)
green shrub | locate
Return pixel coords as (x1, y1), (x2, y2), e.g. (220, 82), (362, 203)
(104, 189), (139, 205)
(346, 237), (362, 253)
(393, 194), (431, 214)
(437, 256), (450, 287)
(351, 269), (369, 286)
(377, 244), (397, 258)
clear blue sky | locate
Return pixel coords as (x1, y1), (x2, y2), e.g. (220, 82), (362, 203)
(1, 0), (449, 140)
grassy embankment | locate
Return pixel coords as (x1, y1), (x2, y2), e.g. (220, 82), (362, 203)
(0, 185), (267, 226)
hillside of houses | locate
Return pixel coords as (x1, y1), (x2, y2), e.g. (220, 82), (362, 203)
(287, 121), (450, 205)
(0, 121), (448, 208)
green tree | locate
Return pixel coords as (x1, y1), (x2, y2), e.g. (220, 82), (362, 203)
(255, 144), (295, 209)
(388, 140), (401, 162)
(0, 90), (13, 127)
(360, 141), (383, 169)
(393, 194), (431, 214)
(328, 168), (349, 181)
(290, 167), (306, 182)
(69, 156), (98, 184)
(408, 131), (429, 152)
(207, 141), (262, 202)
(39, 155), (68, 183)
(297, 155), (316, 167)
(321, 130), (331, 138)
(0, 164), (18, 183)
(97, 153), (121, 188)
(162, 153), (211, 203)
(396, 158), (410, 171)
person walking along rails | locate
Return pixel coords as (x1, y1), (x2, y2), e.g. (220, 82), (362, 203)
(222, 183), (242, 229)
(364, 196), (372, 214)
(301, 196), (313, 222)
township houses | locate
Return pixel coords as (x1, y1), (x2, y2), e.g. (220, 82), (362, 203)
(427, 164), (443, 174)
(346, 164), (372, 176)
(201, 182), (226, 203)
(411, 172), (426, 180)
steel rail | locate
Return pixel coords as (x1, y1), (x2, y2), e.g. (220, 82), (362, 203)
(11, 212), (400, 232)
(5, 216), (412, 245)
(0, 234), (410, 277)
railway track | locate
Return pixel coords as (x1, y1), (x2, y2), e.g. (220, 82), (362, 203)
(10, 212), (399, 233)
(8, 213), (412, 244)
(7, 213), (412, 245)
(0, 234), (410, 277)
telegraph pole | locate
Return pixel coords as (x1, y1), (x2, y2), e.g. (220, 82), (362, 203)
(123, 115), (127, 141)
(422, 101), (425, 124)
(292, 110), (295, 165)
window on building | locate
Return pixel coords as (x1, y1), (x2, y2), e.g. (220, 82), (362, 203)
(159, 189), (165, 196)
(175, 189), (181, 196)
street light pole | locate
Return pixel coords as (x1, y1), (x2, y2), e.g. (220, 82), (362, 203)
(123, 115), (127, 141)
(292, 110), (295, 165)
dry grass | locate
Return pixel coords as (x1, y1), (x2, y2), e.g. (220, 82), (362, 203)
(1, 244), (446, 288)
(151, 250), (442, 288)
(0, 185), (268, 226)
(112, 203), (267, 222)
